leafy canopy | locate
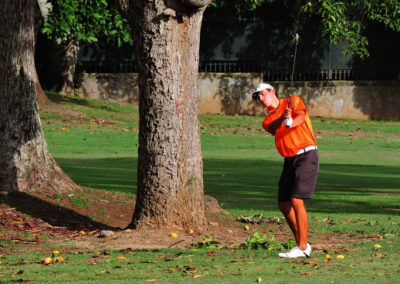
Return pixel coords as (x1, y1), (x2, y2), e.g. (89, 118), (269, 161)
(210, 0), (400, 59)
(42, 0), (132, 46)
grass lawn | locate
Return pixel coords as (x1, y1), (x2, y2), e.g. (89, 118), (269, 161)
(0, 94), (399, 283)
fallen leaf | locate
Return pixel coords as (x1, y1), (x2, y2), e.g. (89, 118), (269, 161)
(88, 258), (99, 265)
(300, 272), (312, 275)
(183, 265), (196, 271)
(354, 259), (373, 262)
(207, 250), (216, 256)
(140, 260), (157, 264)
(230, 261), (244, 265)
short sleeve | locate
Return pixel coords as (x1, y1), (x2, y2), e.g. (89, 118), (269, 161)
(291, 95), (306, 113)
(262, 116), (273, 134)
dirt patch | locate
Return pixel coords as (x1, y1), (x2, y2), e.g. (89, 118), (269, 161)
(0, 189), (371, 252)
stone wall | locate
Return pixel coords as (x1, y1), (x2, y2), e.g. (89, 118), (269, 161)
(79, 73), (400, 120)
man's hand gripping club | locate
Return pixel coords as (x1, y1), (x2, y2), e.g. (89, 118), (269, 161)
(267, 107), (305, 135)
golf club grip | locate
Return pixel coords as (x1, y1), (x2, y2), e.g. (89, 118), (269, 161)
(285, 96), (291, 128)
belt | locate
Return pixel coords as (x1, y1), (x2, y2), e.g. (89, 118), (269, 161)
(296, 146), (317, 155)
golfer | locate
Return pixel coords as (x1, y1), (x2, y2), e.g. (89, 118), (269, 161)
(252, 83), (319, 258)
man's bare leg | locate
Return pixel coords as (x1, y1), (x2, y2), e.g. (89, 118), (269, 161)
(278, 201), (298, 244)
(291, 197), (308, 250)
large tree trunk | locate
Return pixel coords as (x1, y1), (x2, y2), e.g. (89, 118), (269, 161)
(0, 0), (80, 194)
(120, 0), (211, 231)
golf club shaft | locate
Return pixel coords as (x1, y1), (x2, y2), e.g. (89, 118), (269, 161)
(285, 33), (299, 127)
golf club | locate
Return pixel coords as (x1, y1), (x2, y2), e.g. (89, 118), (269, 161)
(285, 33), (300, 128)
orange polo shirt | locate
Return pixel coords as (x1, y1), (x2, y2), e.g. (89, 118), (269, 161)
(262, 95), (317, 157)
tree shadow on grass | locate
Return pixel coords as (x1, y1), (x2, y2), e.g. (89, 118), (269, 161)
(203, 159), (400, 216)
(1, 192), (118, 231)
(53, 156), (400, 218)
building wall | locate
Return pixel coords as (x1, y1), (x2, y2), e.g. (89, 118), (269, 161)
(79, 73), (400, 120)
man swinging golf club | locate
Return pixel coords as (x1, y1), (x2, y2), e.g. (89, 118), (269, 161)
(252, 83), (319, 258)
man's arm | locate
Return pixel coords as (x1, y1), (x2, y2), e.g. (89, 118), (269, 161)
(267, 115), (285, 135)
(267, 109), (306, 134)
(290, 110), (306, 127)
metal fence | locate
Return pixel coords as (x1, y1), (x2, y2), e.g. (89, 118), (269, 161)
(79, 60), (399, 81)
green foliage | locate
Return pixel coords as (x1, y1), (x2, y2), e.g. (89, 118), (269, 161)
(69, 195), (90, 208)
(240, 232), (296, 250)
(191, 233), (296, 251)
(191, 236), (222, 249)
(301, 0), (400, 59)
(42, 0), (132, 46)
(210, 0), (400, 59)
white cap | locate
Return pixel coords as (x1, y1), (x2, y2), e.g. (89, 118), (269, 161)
(252, 83), (274, 94)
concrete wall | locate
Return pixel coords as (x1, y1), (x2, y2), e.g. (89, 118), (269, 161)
(79, 73), (400, 120)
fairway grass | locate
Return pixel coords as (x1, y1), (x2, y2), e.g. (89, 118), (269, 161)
(1, 95), (399, 283)
(1, 242), (398, 283)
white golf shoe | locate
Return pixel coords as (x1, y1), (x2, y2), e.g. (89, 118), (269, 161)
(278, 243), (312, 258)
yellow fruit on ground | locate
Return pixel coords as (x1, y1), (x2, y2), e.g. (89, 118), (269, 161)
(188, 229), (194, 234)
(325, 254), (332, 259)
(43, 257), (52, 265)
(374, 244), (382, 249)
(170, 232), (177, 238)
(336, 255), (345, 259)
(57, 256), (64, 262)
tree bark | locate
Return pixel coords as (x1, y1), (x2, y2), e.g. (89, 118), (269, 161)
(34, 0), (53, 109)
(0, 0), (80, 194)
(35, 35), (79, 96)
(35, 0), (78, 96)
(121, 0), (211, 231)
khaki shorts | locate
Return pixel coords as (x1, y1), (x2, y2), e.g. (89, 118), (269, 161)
(278, 150), (319, 202)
